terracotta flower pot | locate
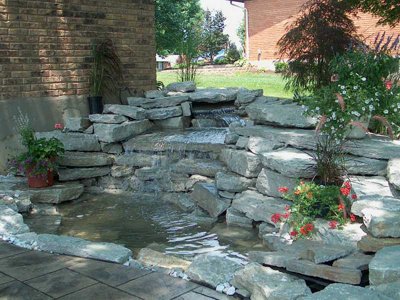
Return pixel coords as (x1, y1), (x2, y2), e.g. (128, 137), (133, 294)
(27, 170), (54, 188)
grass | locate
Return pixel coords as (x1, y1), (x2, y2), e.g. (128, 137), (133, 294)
(157, 71), (293, 99)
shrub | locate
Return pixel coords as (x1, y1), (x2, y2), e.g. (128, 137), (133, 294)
(274, 61), (288, 73)
(226, 43), (241, 63)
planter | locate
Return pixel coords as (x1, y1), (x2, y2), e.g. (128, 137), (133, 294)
(345, 117), (370, 140)
(28, 170), (54, 188)
(88, 96), (104, 114)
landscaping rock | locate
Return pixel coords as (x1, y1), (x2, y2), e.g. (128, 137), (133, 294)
(232, 190), (290, 225)
(349, 176), (395, 198)
(173, 159), (226, 177)
(363, 207), (400, 238)
(58, 151), (112, 167)
(215, 172), (255, 193)
(134, 167), (166, 181)
(236, 90), (257, 105)
(191, 183), (231, 217)
(29, 183), (84, 204)
(358, 234), (400, 252)
(144, 90), (167, 99)
(220, 149), (262, 178)
(186, 254), (242, 288)
(100, 142), (123, 154)
(188, 88), (238, 103)
(345, 156), (387, 176)
(146, 106), (182, 120)
(258, 222), (278, 236)
(232, 263), (311, 300)
(235, 136), (249, 149)
(369, 245), (400, 285)
(36, 131), (101, 152)
(247, 136), (284, 154)
(98, 176), (130, 191)
(64, 117), (91, 132)
(332, 252), (373, 271)
(248, 251), (294, 268)
(181, 102), (192, 116)
(224, 133), (239, 145)
(58, 166), (110, 181)
(94, 120), (153, 143)
(137, 248), (191, 270)
(351, 196), (400, 217)
(369, 280), (400, 299)
(0, 206), (29, 235)
(301, 284), (390, 300)
(89, 114), (128, 124)
(387, 158), (400, 190)
(192, 119), (218, 128)
(111, 166), (134, 178)
(161, 193), (196, 212)
(226, 208), (253, 228)
(154, 116), (191, 129)
(167, 81), (196, 92)
(36, 234), (132, 263)
(114, 153), (164, 167)
(346, 136), (400, 160)
(103, 104), (146, 120)
(127, 95), (189, 109)
(296, 240), (354, 264)
(256, 168), (297, 198)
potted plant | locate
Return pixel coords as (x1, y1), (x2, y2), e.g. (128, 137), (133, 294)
(9, 126), (64, 188)
(88, 39), (122, 114)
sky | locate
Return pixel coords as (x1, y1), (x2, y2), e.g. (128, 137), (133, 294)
(200, 0), (244, 47)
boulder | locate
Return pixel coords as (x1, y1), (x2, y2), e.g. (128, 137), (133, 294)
(127, 95), (189, 109)
(64, 117), (91, 132)
(351, 196), (400, 217)
(369, 245), (400, 285)
(58, 167), (110, 181)
(145, 90), (167, 99)
(247, 136), (284, 154)
(36, 131), (100, 152)
(246, 102), (317, 128)
(186, 254), (242, 288)
(358, 234), (400, 252)
(29, 183), (84, 204)
(94, 120), (153, 143)
(345, 156), (387, 176)
(0, 206), (30, 235)
(348, 176), (395, 198)
(232, 190), (290, 225)
(232, 263), (311, 300)
(236, 90), (257, 105)
(256, 168), (297, 198)
(224, 133), (239, 145)
(363, 207), (400, 238)
(188, 88), (238, 103)
(89, 114), (128, 124)
(166, 81), (196, 93)
(114, 153), (165, 167)
(191, 183), (231, 217)
(173, 159), (226, 177)
(235, 137), (249, 149)
(100, 142), (123, 154)
(58, 151), (112, 167)
(387, 158), (400, 190)
(103, 104), (146, 120)
(154, 116), (191, 130)
(215, 172), (255, 193)
(36, 234), (132, 263)
(369, 280), (400, 299)
(181, 102), (192, 116)
(146, 106), (183, 120)
(137, 248), (191, 270)
(220, 149), (262, 178)
(301, 284), (389, 300)
(226, 208), (253, 228)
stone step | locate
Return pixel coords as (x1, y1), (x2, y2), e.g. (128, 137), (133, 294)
(93, 120), (153, 143)
(28, 182), (84, 204)
(172, 159), (226, 177)
(89, 114), (128, 124)
(58, 151), (113, 167)
(187, 88), (238, 103)
(146, 106), (182, 120)
(103, 104), (146, 120)
(58, 167), (110, 181)
(36, 131), (101, 152)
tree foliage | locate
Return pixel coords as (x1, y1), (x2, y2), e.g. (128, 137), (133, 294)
(344, 0), (400, 26)
(278, 0), (361, 92)
(237, 17), (246, 53)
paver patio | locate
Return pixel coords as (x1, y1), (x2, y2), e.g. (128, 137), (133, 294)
(0, 241), (233, 300)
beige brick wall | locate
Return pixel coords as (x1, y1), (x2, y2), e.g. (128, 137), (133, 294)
(0, 0), (156, 101)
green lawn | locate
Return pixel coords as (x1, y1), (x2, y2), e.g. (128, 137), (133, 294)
(157, 71), (293, 99)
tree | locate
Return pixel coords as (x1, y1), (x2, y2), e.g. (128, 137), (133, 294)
(278, 0), (361, 92)
(200, 10), (229, 63)
(344, 0), (400, 26)
(226, 43), (241, 63)
(237, 17), (246, 54)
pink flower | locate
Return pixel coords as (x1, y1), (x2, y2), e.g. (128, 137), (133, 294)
(54, 123), (63, 130)
(284, 205), (290, 212)
(329, 220), (338, 229)
(271, 213), (281, 224)
(278, 186), (289, 193)
(350, 214), (356, 222)
(282, 212), (290, 219)
(351, 194), (357, 200)
(343, 181), (351, 189)
(385, 80), (393, 90)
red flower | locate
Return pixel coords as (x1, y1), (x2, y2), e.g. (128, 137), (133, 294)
(350, 214), (356, 222)
(300, 226), (308, 235)
(278, 186), (289, 193)
(385, 80), (393, 90)
(338, 204), (345, 211)
(305, 223), (314, 232)
(340, 187), (350, 196)
(344, 181), (351, 189)
(54, 123), (64, 130)
(271, 213), (281, 224)
(282, 212), (290, 219)
(351, 194), (357, 200)
(329, 220), (338, 229)
(290, 230), (298, 237)
(284, 205), (290, 212)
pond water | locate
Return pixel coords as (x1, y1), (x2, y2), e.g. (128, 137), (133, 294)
(25, 192), (267, 264)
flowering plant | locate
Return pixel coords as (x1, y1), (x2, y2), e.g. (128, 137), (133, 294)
(9, 126), (64, 176)
(303, 50), (400, 139)
(272, 181), (358, 239)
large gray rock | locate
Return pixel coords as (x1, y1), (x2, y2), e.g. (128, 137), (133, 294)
(369, 245), (400, 285)
(103, 104), (146, 120)
(345, 156), (388, 176)
(137, 248), (191, 270)
(58, 167), (110, 181)
(145, 89), (167, 99)
(388, 158), (400, 190)
(100, 142), (123, 154)
(358, 234), (400, 252)
(220, 149), (262, 178)
(181, 102), (192, 116)
(161, 193), (196, 212)
(58, 151), (112, 167)
(332, 253), (373, 271)
(246, 102), (317, 128)
(226, 208), (253, 228)
(236, 89), (257, 105)
(256, 168), (297, 198)
(247, 136), (284, 154)
(301, 284), (390, 300)
(36, 131), (101, 152)
(191, 183), (231, 217)
(369, 280), (400, 299)
(166, 81), (196, 93)
(232, 263), (311, 300)
(188, 88), (238, 103)
(215, 172), (255, 193)
(89, 114), (128, 124)
(114, 153), (164, 167)
(36, 234), (132, 263)
(111, 166), (134, 178)
(186, 254), (242, 288)
(153, 116), (191, 130)
(363, 207), (400, 238)
(146, 106), (183, 120)
(351, 196), (400, 217)
(349, 176), (395, 198)
(127, 95), (189, 109)
(29, 183), (84, 204)
(173, 159), (226, 177)
(232, 190), (290, 225)
(93, 120), (153, 143)
(64, 117), (91, 132)
(0, 206), (30, 235)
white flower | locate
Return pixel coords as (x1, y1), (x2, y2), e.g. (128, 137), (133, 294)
(351, 111), (361, 117)
(375, 92), (379, 96)
(384, 110), (389, 114)
(340, 85), (345, 90)
(395, 108), (398, 112)
(362, 107), (366, 111)
(362, 77), (366, 81)
(397, 103), (400, 108)
(353, 86), (358, 90)
(315, 107), (320, 111)
(369, 105), (374, 111)
(342, 91), (347, 95)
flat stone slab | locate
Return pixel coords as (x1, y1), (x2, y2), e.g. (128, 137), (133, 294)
(146, 106), (183, 120)
(358, 234), (400, 252)
(167, 81), (196, 93)
(226, 207), (253, 227)
(28, 183), (84, 204)
(64, 117), (91, 132)
(128, 95), (189, 108)
(173, 159), (226, 177)
(363, 207), (400, 238)
(58, 167), (110, 181)
(103, 104), (146, 120)
(58, 151), (113, 167)
(247, 136), (284, 154)
(188, 88), (238, 103)
(36, 234), (132, 263)
(220, 149), (262, 178)
(114, 153), (164, 167)
(186, 254), (242, 288)
(368, 280), (400, 299)
(0, 206), (29, 235)
(388, 158), (400, 190)
(94, 120), (153, 143)
(232, 263), (311, 300)
(89, 114), (128, 124)
(36, 131), (101, 152)
(369, 245), (400, 285)
(145, 90), (167, 99)
(332, 252), (373, 271)
(351, 196), (400, 217)
(191, 183), (231, 217)
(256, 168), (297, 198)
(248, 251), (295, 268)
(137, 248), (191, 270)
(350, 176), (395, 198)
(100, 142), (123, 154)
(295, 240), (354, 264)
(232, 190), (290, 225)
(216, 172), (256, 193)
(154, 116), (191, 130)
(161, 193), (196, 212)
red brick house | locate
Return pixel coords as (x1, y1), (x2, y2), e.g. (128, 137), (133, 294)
(229, 0), (400, 69)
